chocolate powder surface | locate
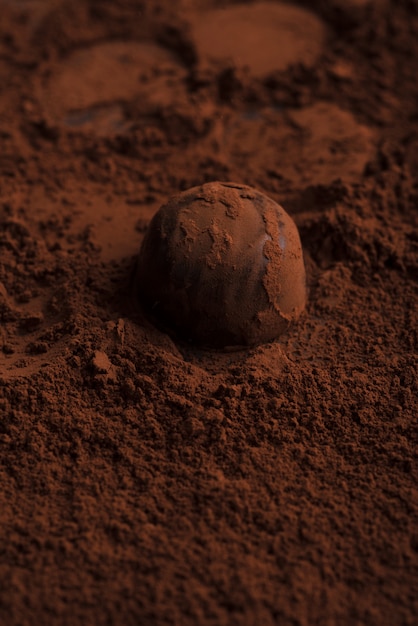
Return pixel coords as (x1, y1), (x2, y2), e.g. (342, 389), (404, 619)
(0, 1), (417, 625)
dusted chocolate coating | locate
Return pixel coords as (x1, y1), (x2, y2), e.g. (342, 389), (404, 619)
(134, 182), (306, 348)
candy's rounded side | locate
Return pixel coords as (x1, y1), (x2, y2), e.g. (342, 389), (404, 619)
(133, 182), (307, 348)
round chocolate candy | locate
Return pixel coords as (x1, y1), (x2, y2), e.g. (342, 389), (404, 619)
(133, 182), (306, 348)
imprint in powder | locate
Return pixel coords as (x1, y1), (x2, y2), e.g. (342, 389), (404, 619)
(189, 2), (326, 76)
(41, 41), (187, 133)
(222, 103), (376, 185)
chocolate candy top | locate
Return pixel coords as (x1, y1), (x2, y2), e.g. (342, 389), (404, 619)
(134, 182), (306, 348)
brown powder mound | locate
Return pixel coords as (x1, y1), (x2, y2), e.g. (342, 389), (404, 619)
(134, 182), (306, 347)
(0, 1), (418, 625)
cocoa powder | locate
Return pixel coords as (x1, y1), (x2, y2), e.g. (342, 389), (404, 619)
(0, 1), (417, 625)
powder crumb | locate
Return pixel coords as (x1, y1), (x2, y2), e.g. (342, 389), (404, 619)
(91, 350), (113, 374)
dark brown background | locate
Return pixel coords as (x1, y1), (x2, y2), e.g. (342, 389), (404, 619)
(0, 0), (417, 624)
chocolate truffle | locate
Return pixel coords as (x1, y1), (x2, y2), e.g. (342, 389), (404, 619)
(133, 182), (306, 348)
